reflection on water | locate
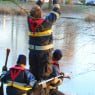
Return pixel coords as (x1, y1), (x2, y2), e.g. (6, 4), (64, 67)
(0, 15), (28, 69)
(0, 15), (95, 95)
(63, 21), (77, 61)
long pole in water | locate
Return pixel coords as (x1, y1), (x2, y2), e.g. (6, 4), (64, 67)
(12, 0), (29, 15)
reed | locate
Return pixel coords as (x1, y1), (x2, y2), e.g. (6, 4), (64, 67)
(85, 14), (95, 22)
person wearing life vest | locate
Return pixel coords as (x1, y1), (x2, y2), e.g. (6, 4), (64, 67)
(27, 0), (61, 81)
(46, 49), (63, 85)
(49, 49), (70, 95)
(51, 49), (70, 78)
(38, 49), (63, 95)
(0, 54), (37, 95)
(51, 49), (63, 76)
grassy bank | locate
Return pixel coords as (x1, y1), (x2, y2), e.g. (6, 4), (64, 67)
(0, 1), (95, 16)
(0, 1), (33, 15)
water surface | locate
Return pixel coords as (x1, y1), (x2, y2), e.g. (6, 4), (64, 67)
(0, 15), (95, 95)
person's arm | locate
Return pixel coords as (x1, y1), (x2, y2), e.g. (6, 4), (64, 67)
(53, 0), (60, 13)
(25, 70), (37, 87)
(45, 0), (61, 23)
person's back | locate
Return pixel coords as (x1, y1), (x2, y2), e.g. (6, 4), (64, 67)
(1, 54), (37, 95)
(28, 0), (61, 81)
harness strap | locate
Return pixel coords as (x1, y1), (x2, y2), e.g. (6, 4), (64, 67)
(10, 70), (22, 81)
(28, 18), (44, 33)
(10, 66), (24, 81)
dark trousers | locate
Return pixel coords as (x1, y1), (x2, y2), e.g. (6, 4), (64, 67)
(29, 50), (52, 81)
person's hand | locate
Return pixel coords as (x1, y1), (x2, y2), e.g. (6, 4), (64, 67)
(37, 0), (44, 2)
(36, 0), (44, 7)
(60, 72), (64, 76)
(2, 66), (7, 71)
(64, 73), (71, 79)
(42, 82), (47, 88)
(50, 78), (62, 87)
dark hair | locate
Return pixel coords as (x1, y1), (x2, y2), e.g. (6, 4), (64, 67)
(52, 49), (62, 61)
(30, 5), (42, 19)
(17, 55), (26, 65)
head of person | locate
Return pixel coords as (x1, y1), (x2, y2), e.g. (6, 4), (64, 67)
(30, 5), (42, 19)
(17, 54), (26, 67)
(52, 49), (62, 61)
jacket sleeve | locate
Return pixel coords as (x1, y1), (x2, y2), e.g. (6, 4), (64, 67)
(45, 0), (61, 24)
(25, 70), (37, 87)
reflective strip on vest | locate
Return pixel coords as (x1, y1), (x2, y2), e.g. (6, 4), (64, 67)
(51, 11), (60, 19)
(22, 94), (27, 95)
(7, 81), (32, 91)
(29, 44), (53, 50)
(28, 29), (52, 37)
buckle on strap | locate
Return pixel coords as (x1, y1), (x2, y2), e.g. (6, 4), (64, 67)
(29, 44), (53, 50)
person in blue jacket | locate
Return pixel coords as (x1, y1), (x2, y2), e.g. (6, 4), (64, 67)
(27, 0), (61, 81)
(0, 54), (37, 95)
(49, 49), (70, 95)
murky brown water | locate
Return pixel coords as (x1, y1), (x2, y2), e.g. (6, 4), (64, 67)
(0, 14), (95, 95)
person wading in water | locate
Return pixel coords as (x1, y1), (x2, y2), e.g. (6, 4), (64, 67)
(27, 0), (61, 81)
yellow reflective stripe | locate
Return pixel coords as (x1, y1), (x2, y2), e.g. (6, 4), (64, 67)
(7, 83), (32, 91)
(28, 29), (52, 37)
(51, 11), (60, 19)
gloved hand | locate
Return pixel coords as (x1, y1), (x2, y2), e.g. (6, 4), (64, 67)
(36, 0), (44, 7)
(60, 72), (64, 76)
(50, 78), (62, 87)
(2, 66), (7, 72)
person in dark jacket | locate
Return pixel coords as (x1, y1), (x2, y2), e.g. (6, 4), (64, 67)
(27, 0), (61, 81)
(0, 54), (37, 95)
(50, 49), (70, 95)
(51, 49), (63, 76)
(40, 49), (64, 95)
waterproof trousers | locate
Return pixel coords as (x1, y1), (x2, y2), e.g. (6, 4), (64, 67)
(29, 49), (52, 81)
